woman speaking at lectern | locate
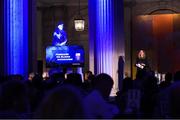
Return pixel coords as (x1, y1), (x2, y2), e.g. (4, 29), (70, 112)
(135, 50), (149, 72)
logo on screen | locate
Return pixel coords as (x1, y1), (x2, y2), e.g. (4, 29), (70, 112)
(75, 53), (81, 60)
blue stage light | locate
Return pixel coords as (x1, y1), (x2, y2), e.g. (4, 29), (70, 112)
(5, 0), (28, 77)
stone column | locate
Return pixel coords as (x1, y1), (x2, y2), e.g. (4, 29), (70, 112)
(3, 0), (30, 78)
(89, 0), (125, 95)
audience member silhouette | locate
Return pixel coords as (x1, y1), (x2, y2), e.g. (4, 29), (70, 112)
(141, 76), (158, 118)
(35, 85), (87, 118)
(84, 73), (119, 119)
(116, 77), (133, 114)
(169, 70), (180, 118)
(46, 72), (65, 90)
(0, 80), (30, 118)
(1, 68), (180, 119)
(159, 72), (172, 89)
(154, 72), (175, 118)
(28, 73), (45, 112)
(93, 73), (114, 100)
(83, 71), (95, 92)
(65, 73), (83, 88)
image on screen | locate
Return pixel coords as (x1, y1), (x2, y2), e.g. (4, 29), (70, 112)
(46, 45), (85, 67)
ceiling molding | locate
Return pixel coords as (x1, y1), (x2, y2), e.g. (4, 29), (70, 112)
(37, 0), (88, 7)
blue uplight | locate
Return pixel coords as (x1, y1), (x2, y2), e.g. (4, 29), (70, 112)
(4, 0), (28, 77)
(94, 0), (113, 75)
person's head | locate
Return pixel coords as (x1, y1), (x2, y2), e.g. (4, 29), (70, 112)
(138, 50), (146, 59)
(50, 72), (65, 84)
(58, 23), (63, 31)
(66, 73), (83, 88)
(31, 73), (43, 88)
(0, 80), (29, 113)
(28, 72), (35, 81)
(84, 71), (93, 81)
(165, 72), (173, 83)
(174, 71), (180, 82)
(94, 73), (114, 100)
(122, 77), (133, 92)
(35, 85), (86, 118)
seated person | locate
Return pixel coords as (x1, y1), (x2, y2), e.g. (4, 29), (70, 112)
(52, 22), (67, 46)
